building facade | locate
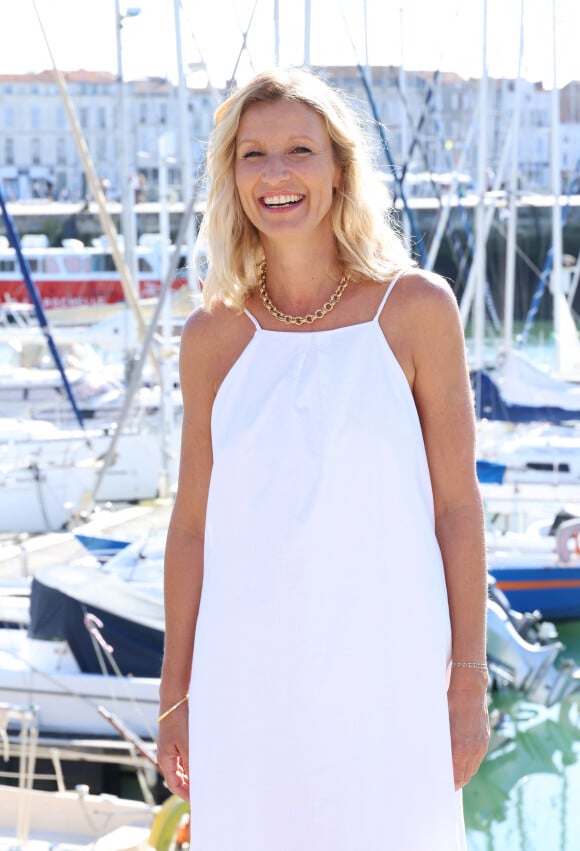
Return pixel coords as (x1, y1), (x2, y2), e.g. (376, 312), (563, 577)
(0, 66), (578, 204)
(0, 69), (216, 203)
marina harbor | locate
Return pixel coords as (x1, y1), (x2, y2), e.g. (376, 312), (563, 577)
(1, 0), (580, 847)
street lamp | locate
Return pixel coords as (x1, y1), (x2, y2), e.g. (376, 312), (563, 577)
(114, 1), (141, 295)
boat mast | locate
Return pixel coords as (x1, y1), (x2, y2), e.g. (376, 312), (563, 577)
(173, 0), (197, 292)
(304, 0), (311, 65)
(550, 0), (564, 373)
(114, 0), (139, 295)
(472, 0), (489, 370)
(89, 193), (198, 503)
(274, 0), (280, 65)
(0, 188), (86, 431)
(357, 67), (426, 265)
(399, 4), (411, 252)
(31, 1), (153, 355)
(503, 0), (525, 354)
(158, 133), (174, 499)
(363, 0), (370, 71)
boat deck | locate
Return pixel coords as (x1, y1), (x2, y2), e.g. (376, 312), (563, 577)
(0, 498), (174, 582)
(0, 700), (160, 849)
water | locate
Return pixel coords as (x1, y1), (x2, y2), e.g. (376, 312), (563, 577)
(464, 620), (580, 850)
(464, 321), (580, 847)
(465, 321), (559, 373)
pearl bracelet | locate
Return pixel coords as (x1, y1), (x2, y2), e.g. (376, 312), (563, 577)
(451, 661), (488, 673)
(157, 693), (189, 723)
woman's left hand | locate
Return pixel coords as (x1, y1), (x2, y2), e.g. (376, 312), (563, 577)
(447, 671), (490, 789)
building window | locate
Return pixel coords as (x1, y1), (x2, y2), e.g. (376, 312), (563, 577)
(98, 106), (106, 128)
(32, 138), (41, 165)
(31, 105), (41, 129)
(56, 105), (66, 128)
(96, 136), (107, 160)
(3, 106), (14, 128)
(5, 138), (14, 165)
(80, 107), (89, 129)
(139, 102), (148, 124)
(56, 172), (67, 197)
(57, 138), (66, 165)
(159, 103), (167, 125)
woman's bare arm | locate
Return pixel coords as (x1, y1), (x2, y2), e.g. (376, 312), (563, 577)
(156, 308), (218, 799)
(390, 272), (490, 789)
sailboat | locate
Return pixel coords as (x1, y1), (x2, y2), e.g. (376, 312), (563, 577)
(0, 534), (165, 739)
(0, 418), (98, 533)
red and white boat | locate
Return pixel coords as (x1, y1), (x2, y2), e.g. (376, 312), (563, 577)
(0, 234), (188, 311)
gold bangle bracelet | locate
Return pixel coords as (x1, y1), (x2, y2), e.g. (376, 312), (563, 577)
(157, 694), (189, 723)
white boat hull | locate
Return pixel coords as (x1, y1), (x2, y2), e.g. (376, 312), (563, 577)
(0, 785), (154, 846)
(92, 426), (180, 503)
(0, 630), (159, 740)
(0, 417), (181, 532)
(0, 462), (96, 533)
(0, 666), (159, 740)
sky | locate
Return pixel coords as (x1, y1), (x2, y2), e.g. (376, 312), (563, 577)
(1, 0), (578, 90)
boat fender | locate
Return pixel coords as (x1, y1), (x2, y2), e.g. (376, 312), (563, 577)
(555, 518), (580, 563)
(149, 795), (190, 851)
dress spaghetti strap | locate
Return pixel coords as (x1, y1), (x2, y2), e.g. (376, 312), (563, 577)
(373, 269), (408, 321)
(244, 307), (261, 330)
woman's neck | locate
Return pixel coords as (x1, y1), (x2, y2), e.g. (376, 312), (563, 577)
(261, 239), (343, 313)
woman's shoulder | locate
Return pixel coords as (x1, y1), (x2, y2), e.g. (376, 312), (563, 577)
(179, 299), (255, 396)
(389, 268), (459, 322)
(181, 299), (248, 349)
(394, 268), (454, 300)
(377, 268), (462, 355)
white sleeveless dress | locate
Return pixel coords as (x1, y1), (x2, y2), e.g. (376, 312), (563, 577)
(188, 272), (466, 850)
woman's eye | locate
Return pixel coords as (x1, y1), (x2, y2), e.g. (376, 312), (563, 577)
(242, 150), (262, 159)
(291, 146), (312, 155)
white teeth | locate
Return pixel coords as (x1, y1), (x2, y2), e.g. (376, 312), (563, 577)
(262, 194), (303, 207)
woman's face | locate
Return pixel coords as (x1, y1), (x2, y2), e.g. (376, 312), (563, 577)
(234, 99), (340, 245)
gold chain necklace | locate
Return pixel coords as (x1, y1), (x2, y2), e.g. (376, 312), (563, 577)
(258, 262), (350, 326)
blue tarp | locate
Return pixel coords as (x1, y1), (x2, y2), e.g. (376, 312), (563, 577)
(476, 459), (506, 484)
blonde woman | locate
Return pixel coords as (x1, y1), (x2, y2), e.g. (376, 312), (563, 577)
(157, 67), (489, 851)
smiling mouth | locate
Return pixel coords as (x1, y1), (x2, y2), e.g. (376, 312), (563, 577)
(261, 194), (304, 208)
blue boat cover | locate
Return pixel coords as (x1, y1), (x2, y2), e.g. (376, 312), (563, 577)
(28, 576), (163, 678)
(472, 370), (580, 423)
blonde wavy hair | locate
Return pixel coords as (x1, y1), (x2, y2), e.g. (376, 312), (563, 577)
(199, 67), (413, 309)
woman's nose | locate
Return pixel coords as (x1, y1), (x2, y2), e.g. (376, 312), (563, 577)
(261, 153), (289, 184)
